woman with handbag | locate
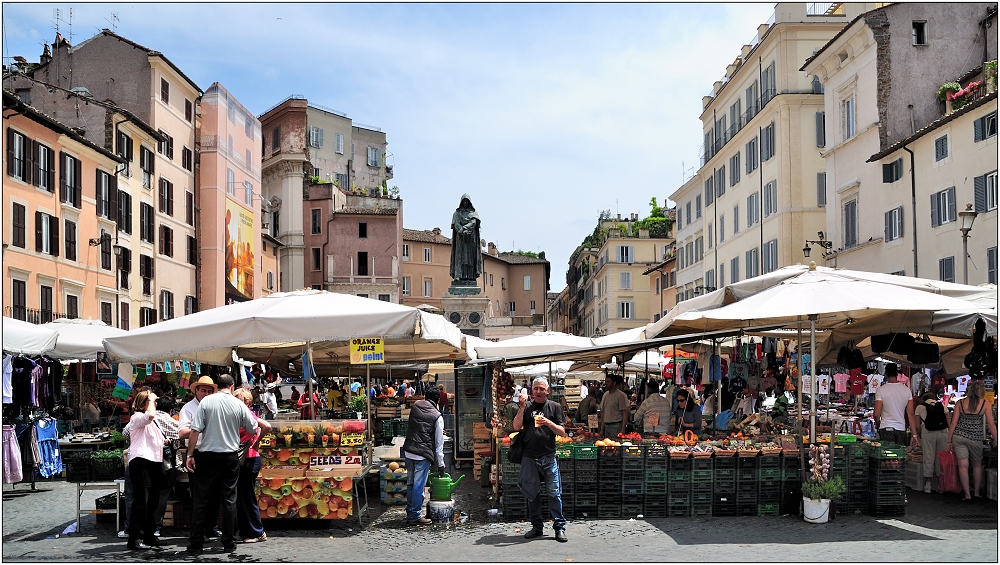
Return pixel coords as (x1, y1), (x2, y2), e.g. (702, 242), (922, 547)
(122, 389), (166, 551)
(234, 388), (271, 543)
(947, 381), (999, 500)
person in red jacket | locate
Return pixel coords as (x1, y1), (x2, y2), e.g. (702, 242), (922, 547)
(437, 384), (450, 414)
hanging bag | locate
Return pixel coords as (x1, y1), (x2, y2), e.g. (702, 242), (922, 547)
(507, 429), (524, 464)
(936, 449), (962, 493)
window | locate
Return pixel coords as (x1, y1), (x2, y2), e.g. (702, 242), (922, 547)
(423, 280), (432, 298)
(64, 219), (77, 261)
(729, 100), (742, 137)
(335, 173), (349, 190)
(695, 195), (702, 219)
(402, 243), (410, 261)
(705, 269), (715, 291)
(509, 302), (517, 316)
(34, 211), (58, 256)
(335, 132), (344, 154)
(715, 166), (726, 198)
(35, 142), (55, 191)
(746, 248), (759, 279)
(523, 275), (531, 291)
(158, 178), (174, 215)
(115, 131), (133, 178)
(761, 122), (775, 161)
(763, 181), (778, 217)
(935, 135), (948, 161)
(157, 130), (174, 159)
(12, 203), (26, 248)
(402, 276), (411, 296)
(367, 146), (381, 167)
(98, 229), (111, 269)
(227, 168), (235, 195)
(119, 301), (129, 330)
(618, 301), (634, 320)
(930, 187), (957, 227)
(11, 280), (26, 320)
(187, 235), (197, 265)
(228, 134), (234, 158)
(357, 252), (369, 276)
(719, 215), (725, 242)
(60, 152), (82, 207)
(619, 271), (631, 290)
(140, 203), (155, 243)
(309, 127), (324, 148)
(761, 60), (776, 104)
(96, 170), (115, 218)
(359, 222), (368, 238)
(244, 181), (253, 206)
(618, 245), (634, 264)
(733, 204), (740, 234)
(502, 277), (507, 290)
(159, 225), (174, 257)
(746, 80), (759, 120)
(844, 199), (858, 248)
(695, 237), (704, 261)
(267, 271), (275, 291)
(842, 95), (856, 140)
(182, 147), (193, 171)
(271, 210), (280, 238)
(272, 127), (281, 151)
(185, 99), (193, 122)
(884, 206), (904, 242)
(160, 78), (170, 103)
(139, 254), (155, 295)
(185, 295), (197, 316)
(745, 137), (758, 173)
(730, 153), (740, 186)
(377, 294), (390, 302)
(988, 247), (998, 284)
(139, 306), (156, 327)
(974, 171), (998, 212)
(40, 285), (53, 323)
(939, 256), (955, 283)
(747, 192), (760, 226)
(99, 301), (111, 325)
(7, 129), (27, 181)
(882, 158), (904, 183)
(185, 191), (195, 226)
(707, 223), (713, 249)
(118, 248), (132, 289)
(160, 290), (175, 320)
(763, 239), (778, 274)
(817, 172), (827, 207)
(423, 248), (431, 262)
(685, 202), (692, 225)
(705, 177), (715, 206)
(140, 146), (154, 189)
(974, 111), (997, 141)
(730, 256), (740, 283)
(117, 188), (134, 238)
(311, 248), (321, 271)
(816, 111), (826, 147)
(912, 21), (927, 45)
(245, 149), (252, 171)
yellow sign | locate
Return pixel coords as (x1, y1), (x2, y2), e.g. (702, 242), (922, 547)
(349, 337), (384, 364)
(339, 432), (365, 447)
(258, 434), (274, 448)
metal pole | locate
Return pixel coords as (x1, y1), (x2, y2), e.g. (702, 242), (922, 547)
(796, 320), (803, 436)
(962, 231), (970, 284)
(809, 315), (817, 444)
(306, 342), (316, 419)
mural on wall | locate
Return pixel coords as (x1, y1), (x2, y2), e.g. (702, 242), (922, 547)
(226, 199), (255, 302)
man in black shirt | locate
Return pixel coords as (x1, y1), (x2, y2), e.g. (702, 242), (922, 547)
(513, 376), (568, 542)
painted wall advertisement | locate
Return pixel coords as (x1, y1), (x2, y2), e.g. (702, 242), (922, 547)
(226, 199), (255, 302)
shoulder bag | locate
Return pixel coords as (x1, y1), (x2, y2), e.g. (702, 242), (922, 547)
(507, 429), (524, 464)
(152, 420), (176, 473)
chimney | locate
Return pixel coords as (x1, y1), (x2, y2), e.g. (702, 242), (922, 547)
(432, 227), (441, 237)
(488, 242), (498, 257)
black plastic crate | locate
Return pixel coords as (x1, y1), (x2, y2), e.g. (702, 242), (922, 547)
(598, 492), (622, 505)
(598, 445), (622, 460)
(868, 503), (905, 518)
(667, 492), (691, 505)
(668, 505), (690, 517)
(714, 456), (737, 470)
(64, 458), (92, 482)
(557, 458), (575, 472)
(691, 491), (713, 507)
(622, 481), (644, 495)
(759, 478), (781, 492)
(622, 458), (644, 472)
(598, 504), (622, 519)
(691, 457), (713, 471)
(758, 467), (781, 481)
(575, 506), (597, 519)
(737, 456), (759, 469)
(622, 493), (644, 506)
(737, 503), (757, 516)
(645, 458), (668, 471)
(848, 478), (868, 493)
(868, 490), (906, 506)
(758, 454), (780, 468)
(692, 469), (712, 482)
(714, 480), (736, 495)
(669, 457), (692, 471)
(645, 468), (668, 483)
(757, 502), (780, 516)
(576, 460), (599, 482)
(646, 481), (668, 495)
(562, 482), (576, 496)
(599, 469), (623, 483)
(575, 491), (598, 507)
(691, 480), (713, 494)
(713, 503), (737, 517)
(737, 468), (758, 482)
(668, 483), (692, 496)
(715, 467), (737, 482)
(668, 470), (691, 483)
(644, 504), (667, 518)
(736, 492), (758, 504)
(644, 442), (667, 459)
(91, 457), (124, 481)
(622, 503), (644, 517)
(691, 505), (713, 518)
(870, 458), (906, 472)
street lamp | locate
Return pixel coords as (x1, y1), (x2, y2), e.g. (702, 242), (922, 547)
(958, 203), (979, 284)
(802, 231), (833, 258)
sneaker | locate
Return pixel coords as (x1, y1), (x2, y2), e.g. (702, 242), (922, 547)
(523, 527), (544, 539)
(153, 530), (161, 538)
(127, 541), (152, 551)
(117, 530), (128, 539)
(407, 517), (432, 526)
(923, 482), (932, 494)
(555, 530), (568, 543)
(242, 533), (267, 543)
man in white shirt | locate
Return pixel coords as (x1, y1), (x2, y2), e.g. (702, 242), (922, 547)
(874, 364), (917, 447)
(260, 384), (278, 419)
(579, 381), (589, 400)
(178, 376), (219, 539)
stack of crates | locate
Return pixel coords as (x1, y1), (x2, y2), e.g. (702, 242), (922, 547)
(713, 455), (737, 516)
(622, 445), (645, 516)
(736, 454), (759, 516)
(841, 442), (869, 515)
(757, 453), (781, 516)
(868, 443), (906, 518)
(780, 452), (802, 515)
(379, 460), (408, 506)
(574, 445), (598, 518)
(498, 446), (526, 521)
(556, 445), (575, 519)
(690, 457), (713, 517)
(668, 455), (692, 517)
(644, 442), (668, 517)
(598, 444), (623, 518)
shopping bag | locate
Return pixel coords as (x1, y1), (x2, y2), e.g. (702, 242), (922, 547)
(936, 450), (962, 493)
(713, 409), (734, 431)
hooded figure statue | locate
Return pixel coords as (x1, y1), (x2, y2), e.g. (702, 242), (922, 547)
(449, 194), (483, 285)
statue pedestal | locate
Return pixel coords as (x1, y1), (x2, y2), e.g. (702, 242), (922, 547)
(441, 295), (490, 338)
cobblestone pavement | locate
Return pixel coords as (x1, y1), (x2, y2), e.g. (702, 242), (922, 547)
(3, 475), (996, 563)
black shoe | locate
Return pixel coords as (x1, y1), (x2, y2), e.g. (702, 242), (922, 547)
(223, 545), (237, 554)
(523, 527), (544, 539)
(555, 530), (568, 543)
(143, 539), (164, 548)
(127, 541), (152, 551)
(184, 546), (203, 555)
(206, 527), (222, 540)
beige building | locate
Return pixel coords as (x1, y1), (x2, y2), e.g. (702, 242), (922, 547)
(672, 3), (876, 303)
(642, 242), (678, 323)
(802, 2), (997, 284)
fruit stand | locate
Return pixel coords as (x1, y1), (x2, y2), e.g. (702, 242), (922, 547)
(255, 419), (373, 526)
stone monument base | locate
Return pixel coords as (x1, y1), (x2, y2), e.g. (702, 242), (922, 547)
(441, 295), (490, 338)
(447, 280), (481, 295)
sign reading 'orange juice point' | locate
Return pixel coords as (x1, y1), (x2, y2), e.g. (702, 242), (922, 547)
(349, 337), (384, 364)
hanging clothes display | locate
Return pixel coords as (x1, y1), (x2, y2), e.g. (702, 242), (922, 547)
(2, 424), (22, 484)
(3, 355), (13, 405)
(32, 417), (62, 479)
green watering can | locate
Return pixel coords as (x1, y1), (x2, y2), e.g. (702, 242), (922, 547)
(428, 472), (465, 500)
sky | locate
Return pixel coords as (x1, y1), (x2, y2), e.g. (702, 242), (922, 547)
(1, 2), (777, 290)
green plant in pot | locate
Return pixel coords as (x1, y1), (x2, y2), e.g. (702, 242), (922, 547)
(346, 394), (367, 416)
(802, 444), (845, 524)
(937, 81), (962, 102)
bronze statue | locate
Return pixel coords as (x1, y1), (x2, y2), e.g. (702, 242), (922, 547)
(449, 194), (482, 287)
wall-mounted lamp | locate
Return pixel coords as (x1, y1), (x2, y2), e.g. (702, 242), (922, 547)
(88, 233), (113, 247)
(802, 231), (833, 258)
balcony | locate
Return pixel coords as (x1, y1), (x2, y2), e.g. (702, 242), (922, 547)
(4, 306), (73, 324)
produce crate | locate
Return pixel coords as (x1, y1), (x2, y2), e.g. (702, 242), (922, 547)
(599, 468), (622, 483)
(574, 445), (598, 460)
(644, 503), (667, 518)
(737, 468), (758, 482)
(713, 480), (736, 495)
(757, 502), (779, 516)
(737, 455), (759, 469)
(622, 481), (644, 495)
(759, 478), (781, 492)
(576, 460), (599, 483)
(575, 492), (598, 508)
(598, 504), (623, 519)
(691, 480), (713, 494)
(668, 470), (691, 484)
(668, 492), (691, 506)
(846, 443), (869, 458)
(868, 488), (906, 507)
(380, 419), (395, 438)
(715, 456), (737, 470)
(64, 458), (92, 482)
(623, 503), (644, 517)
(645, 469), (668, 483)
(90, 457), (124, 481)
(668, 505), (690, 517)
(873, 458), (905, 472)
(646, 481), (668, 495)
(380, 491), (407, 506)
(622, 493), (644, 507)
(758, 453), (780, 468)
(556, 445), (574, 459)
(848, 477), (868, 494)
(713, 502), (737, 517)
(692, 469), (712, 482)
(758, 467), (780, 481)
(669, 457), (692, 471)
(598, 491), (622, 505)
(380, 479), (407, 493)
(737, 503), (757, 516)
(869, 444), (906, 460)
(691, 491), (713, 507)
(598, 445), (622, 460)
(94, 493), (126, 523)
(781, 468), (802, 481)
(691, 457), (713, 470)
(691, 505), (713, 517)
(715, 467), (737, 482)
(645, 442), (667, 459)
(622, 457), (644, 472)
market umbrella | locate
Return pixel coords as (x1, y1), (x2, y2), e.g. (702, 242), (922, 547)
(471, 331), (597, 359)
(40, 318), (128, 361)
(2, 316), (58, 356)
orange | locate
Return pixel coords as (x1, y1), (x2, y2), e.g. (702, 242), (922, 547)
(336, 507), (349, 519)
(339, 478), (354, 492)
(266, 507), (278, 518)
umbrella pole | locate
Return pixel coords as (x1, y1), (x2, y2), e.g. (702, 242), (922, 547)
(809, 315), (817, 444)
(713, 338), (719, 430)
(307, 342), (316, 420)
(366, 363), (372, 442)
(796, 321), (803, 436)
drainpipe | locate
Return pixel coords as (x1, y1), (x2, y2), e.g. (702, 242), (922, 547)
(902, 145), (918, 277)
(193, 94), (203, 312)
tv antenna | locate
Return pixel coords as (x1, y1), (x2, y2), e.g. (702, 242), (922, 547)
(104, 12), (120, 33)
(52, 7), (74, 45)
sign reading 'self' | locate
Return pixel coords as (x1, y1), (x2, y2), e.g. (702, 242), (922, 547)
(349, 337), (384, 364)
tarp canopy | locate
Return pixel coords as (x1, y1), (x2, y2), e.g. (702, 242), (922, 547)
(471, 331), (596, 359)
(2, 317), (58, 356)
(103, 289), (467, 368)
(40, 318), (128, 361)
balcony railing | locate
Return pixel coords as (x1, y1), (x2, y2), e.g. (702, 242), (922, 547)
(699, 88), (777, 166)
(4, 306), (73, 324)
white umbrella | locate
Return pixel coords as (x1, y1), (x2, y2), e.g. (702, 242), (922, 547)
(593, 325), (649, 346)
(40, 318), (128, 360)
(2, 317), (58, 356)
(471, 331), (596, 359)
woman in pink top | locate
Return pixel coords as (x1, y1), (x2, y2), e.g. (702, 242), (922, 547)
(123, 389), (165, 551)
(234, 388), (270, 543)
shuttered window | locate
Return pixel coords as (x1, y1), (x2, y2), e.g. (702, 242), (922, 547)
(884, 206), (903, 242)
(973, 171), (998, 212)
(844, 199), (858, 248)
(934, 135), (948, 161)
(816, 112), (826, 147)
(938, 256), (955, 283)
(817, 173), (827, 207)
(930, 187), (957, 227)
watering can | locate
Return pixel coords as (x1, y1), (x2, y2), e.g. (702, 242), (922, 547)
(428, 472), (465, 500)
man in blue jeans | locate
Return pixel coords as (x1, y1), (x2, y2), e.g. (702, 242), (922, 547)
(514, 377), (568, 542)
(401, 387), (444, 526)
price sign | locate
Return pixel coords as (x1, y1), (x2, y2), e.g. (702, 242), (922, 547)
(258, 434), (274, 448)
(587, 414), (599, 430)
(309, 454), (362, 467)
(647, 412), (660, 427)
(340, 432), (364, 447)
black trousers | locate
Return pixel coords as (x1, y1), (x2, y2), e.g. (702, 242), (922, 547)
(127, 457), (162, 545)
(188, 451), (239, 549)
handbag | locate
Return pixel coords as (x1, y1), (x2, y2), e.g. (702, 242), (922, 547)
(507, 430), (524, 464)
(237, 439), (253, 466)
(162, 442), (177, 472)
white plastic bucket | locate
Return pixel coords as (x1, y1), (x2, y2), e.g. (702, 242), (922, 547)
(802, 497), (830, 524)
(428, 499), (455, 524)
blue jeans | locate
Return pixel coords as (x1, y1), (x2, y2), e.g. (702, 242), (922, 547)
(523, 454), (566, 532)
(405, 457), (431, 523)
